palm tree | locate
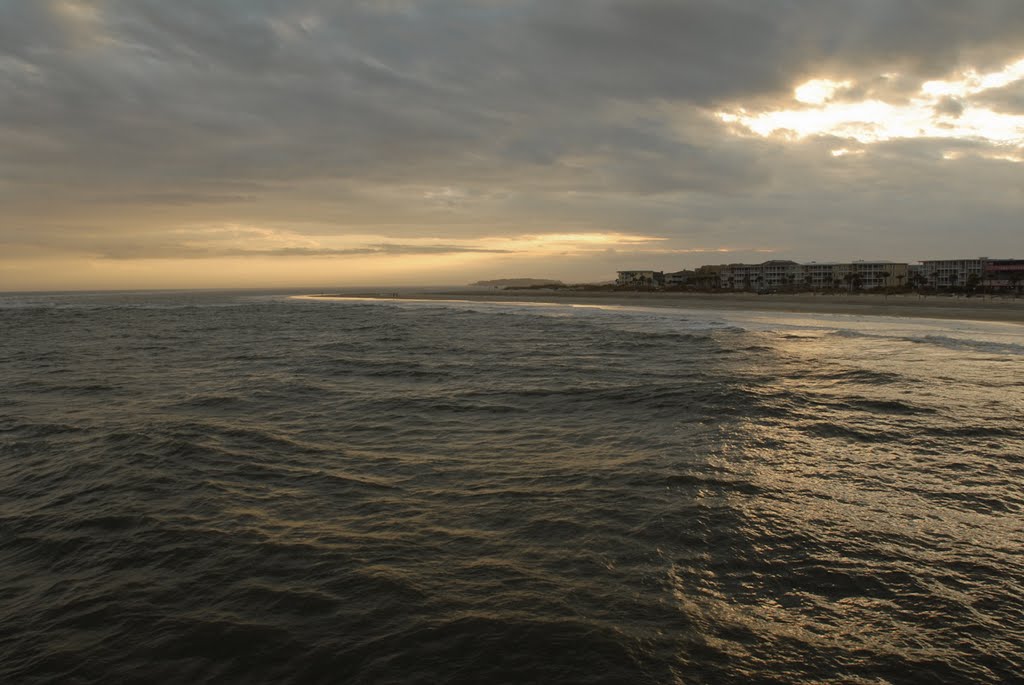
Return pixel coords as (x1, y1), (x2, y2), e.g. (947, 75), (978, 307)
(984, 271), (997, 294)
(1010, 271), (1024, 297)
(966, 273), (980, 295)
(908, 272), (924, 296)
(844, 271), (862, 292)
(896, 274), (906, 290)
(873, 270), (890, 298)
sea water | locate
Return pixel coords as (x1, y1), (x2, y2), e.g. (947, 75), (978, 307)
(1, 290), (1022, 683)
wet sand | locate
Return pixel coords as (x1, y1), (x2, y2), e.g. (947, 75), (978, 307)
(314, 290), (1024, 324)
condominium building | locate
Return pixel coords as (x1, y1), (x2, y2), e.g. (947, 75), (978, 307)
(982, 259), (1024, 289)
(918, 258), (988, 288)
(717, 262), (766, 290)
(616, 257), (1017, 291)
(759, 260), (803, 290)
(664, 270), (696, 287)
(834, 261), (909, 290)
(715, 260), (908, 291)
(693, 265), (725, 290)
(802, 262), (840, 290)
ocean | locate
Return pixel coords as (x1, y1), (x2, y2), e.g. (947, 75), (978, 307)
(1, 290), (1022, 684)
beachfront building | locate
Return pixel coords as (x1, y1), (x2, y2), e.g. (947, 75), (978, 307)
(694, 265), (725, 289)
(617, 257), (1019, 292)
(908, 263), (926, 288)
(616, 270), (664, 287)
(759, 260), (803, 290)
(918, 258), (988, 289)
(717, 262), (764, 291)
(802, 262), (841, 290)
(982, 259), (1024, 291)
(713, 260), (908, 291)
(664, 270), (696, 288)
(717, 261), (796, 291)
(837, 261), (909, 290)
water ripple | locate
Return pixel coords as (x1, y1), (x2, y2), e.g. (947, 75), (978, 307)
(0, 291), (1021, 683)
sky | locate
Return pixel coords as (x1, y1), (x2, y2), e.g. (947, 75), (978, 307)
(2, 0), (1023, 290)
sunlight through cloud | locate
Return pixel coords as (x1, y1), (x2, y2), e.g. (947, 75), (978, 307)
(794, 79), (852, 105)
(717, 56), (1024, 156)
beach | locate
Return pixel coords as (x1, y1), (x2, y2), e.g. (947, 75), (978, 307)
(322, 289), (1024, 323)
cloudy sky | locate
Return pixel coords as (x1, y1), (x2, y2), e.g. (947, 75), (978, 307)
(2, 0), (1023, 289)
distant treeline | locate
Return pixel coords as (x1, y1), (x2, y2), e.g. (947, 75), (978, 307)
(472, 279), (564, 287)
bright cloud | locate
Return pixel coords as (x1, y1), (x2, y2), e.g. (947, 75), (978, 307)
(921, 57), (1024, 97)
(794, 79), (852, 105)
(120, 227), (667, 260)
(718, 56), (1024, 155)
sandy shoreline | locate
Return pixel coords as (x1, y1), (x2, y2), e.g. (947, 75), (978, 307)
(310, 290), (1024, 324)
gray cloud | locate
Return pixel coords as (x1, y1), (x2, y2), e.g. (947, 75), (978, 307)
(975, 81), (1024, 114)
(934, 96), (966, 118)
(2, 0), (1024, 287)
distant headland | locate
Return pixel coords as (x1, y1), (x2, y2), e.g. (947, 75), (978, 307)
(471, 278), (564, 288)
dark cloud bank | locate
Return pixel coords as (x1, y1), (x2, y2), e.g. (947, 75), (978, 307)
(2, 0), (1023, 284)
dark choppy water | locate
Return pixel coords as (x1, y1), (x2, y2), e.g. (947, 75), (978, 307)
(2, 290), (1023, 684)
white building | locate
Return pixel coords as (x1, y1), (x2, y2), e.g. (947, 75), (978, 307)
(759, 260), (802, 290)
(802, 262), (840, 290)
(918, 258), (988, 289)
(908, 263), (926, 287)
(717, 263), (764, 290)
(715, 260), (907, 291)
(839, 261), (909, 290)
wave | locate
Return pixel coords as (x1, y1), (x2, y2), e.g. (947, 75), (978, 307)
(824, 328), (1024, 355)
(909, 334), (1024, 355)
(2, 290), (1023, 684)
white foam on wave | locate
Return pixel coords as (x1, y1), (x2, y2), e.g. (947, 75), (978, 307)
(297, 295), (1024, 354)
